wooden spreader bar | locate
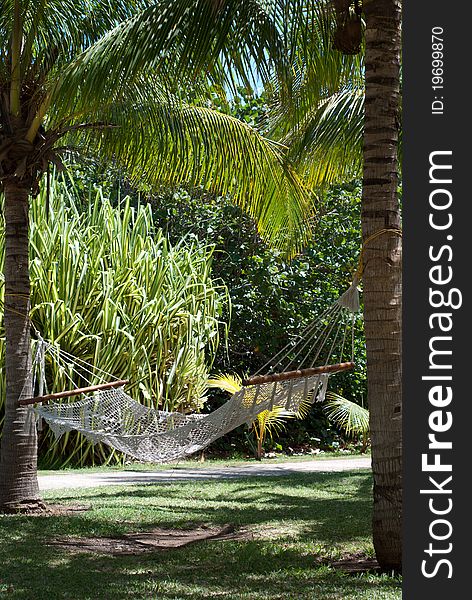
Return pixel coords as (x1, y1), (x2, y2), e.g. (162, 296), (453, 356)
(242, 362), (354, 387)
(18, 380), (129, 406)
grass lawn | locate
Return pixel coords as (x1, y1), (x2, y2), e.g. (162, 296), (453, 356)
(0, 471), (400, 599)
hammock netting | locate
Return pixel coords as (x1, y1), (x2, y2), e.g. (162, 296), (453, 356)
(35, 375), (330, 463)
(22, 279), (361, 463)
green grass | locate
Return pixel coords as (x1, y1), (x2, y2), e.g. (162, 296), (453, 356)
(0, 472), (400, 599)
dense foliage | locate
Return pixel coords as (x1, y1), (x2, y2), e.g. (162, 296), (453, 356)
(151, 182), (367, 454)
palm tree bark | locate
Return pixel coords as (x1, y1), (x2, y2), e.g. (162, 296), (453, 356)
(362, 0), (402, 570)
(0, 183), (40, 510)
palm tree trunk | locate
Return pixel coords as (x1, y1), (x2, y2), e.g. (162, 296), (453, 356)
(0, 182), (40, 511)
(256, 436), (263, 460)
(362, 0), (402, 570)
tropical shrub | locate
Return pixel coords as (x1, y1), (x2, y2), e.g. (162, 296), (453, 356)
(207, 372), (311, 459)
(151, 183), (365, 385)
(0, 176), (227, 467)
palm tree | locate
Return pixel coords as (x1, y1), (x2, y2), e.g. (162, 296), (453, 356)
(268, 0), (402, 571)
(0, 0), (312, 511)
(361, 0), (402, 571)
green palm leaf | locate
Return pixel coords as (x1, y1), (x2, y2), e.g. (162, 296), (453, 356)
(49, 0), (288, 113)
(269, 1), (364, 125)
(0, 1), (315, 254)
(266, 1), (365, 186)
(57, 81), (312, 251)
(283, 88), (364, 186)
(324, 391), (369, 437)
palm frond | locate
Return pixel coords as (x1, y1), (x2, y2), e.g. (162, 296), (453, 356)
(265, 1), (365, 187)
(283, 88), (364, 187)
(207, 373), (242, 395)
(255, 407), (294, 439)
(324, 391), (369, 437)
(58, 83), (312, 252)
(0, 0), (148, 72)
(48, 0), (290, 113)
(268, 1), (364, 127)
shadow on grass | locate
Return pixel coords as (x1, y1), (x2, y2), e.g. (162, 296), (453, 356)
(0, 472), (400, 600)
(0, 541), (400, 600)
(39, 472), (373, 539)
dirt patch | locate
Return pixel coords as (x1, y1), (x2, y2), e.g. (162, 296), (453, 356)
(49, 524), (252, 555)
(38, 504), (92, 516)
(329, 553), (380, 573)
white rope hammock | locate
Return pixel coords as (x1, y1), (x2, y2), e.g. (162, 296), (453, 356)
(19, 278), (360, 463)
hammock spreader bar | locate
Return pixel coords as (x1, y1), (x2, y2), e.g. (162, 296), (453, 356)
(19, 379), (130, 406)
(242, 362), (355, 387)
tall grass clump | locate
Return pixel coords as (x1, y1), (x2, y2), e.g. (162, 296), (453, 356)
(0, 174), (227, 467)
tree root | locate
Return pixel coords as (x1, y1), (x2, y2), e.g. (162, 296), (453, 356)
(0, 498), (48, 514)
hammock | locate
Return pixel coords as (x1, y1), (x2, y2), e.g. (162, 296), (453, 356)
(19, 278), (360, 463)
